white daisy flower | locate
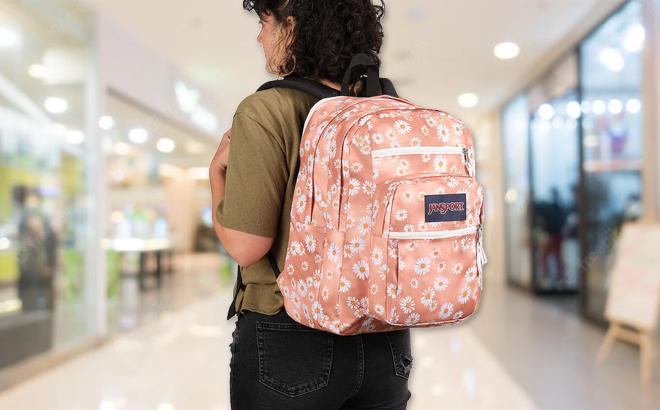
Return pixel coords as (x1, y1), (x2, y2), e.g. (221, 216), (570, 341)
(437, 260), (447, 272)
(406, 313), (420, 325)
(374, 304), (385, 316)
(439, 302), (454, 319)
(452, 122), (464, 136)
(387, 284), (398, 299)
(433, 155), (448, 173)
(353, 261), (369, 280)
(400, 296), (415, 313)
(465, 266), (477, 282)
(394, 120), (412, 135)
(304, 235), (316, 253)
(358, 216), (372, 235)
(339, 276), (351, 292)
(414, 257), (432, 275)
(405, 242), (418, 251)
(297, 279), (307, 297)
(344, 244), (355, 259)
(458, 286), (471, 304)
(421, 288), (435, 306)
(410, 277), (419, 289)
(452, 262), (463, 275)
(371, 247), (383, 265)
(347, 297), (360, 310)
(437, 124), (451, 141)
(327, 243), (341, 262)
(395, 209), (408, 221)
(434, 276), (449, 291)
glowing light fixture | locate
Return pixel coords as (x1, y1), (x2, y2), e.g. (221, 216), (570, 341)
(44, 97), (68, 114)
(457, 93), (478, 108)
(128, 128), (149, 144)
(157, 138), (176, 153)
(99, 116), (115, 130)
(493, 42), (519, 59)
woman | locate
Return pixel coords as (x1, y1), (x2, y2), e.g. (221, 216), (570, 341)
(210, 1), (413, 409)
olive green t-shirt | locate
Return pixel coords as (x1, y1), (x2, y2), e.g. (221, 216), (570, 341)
(216, 77), (363, 317)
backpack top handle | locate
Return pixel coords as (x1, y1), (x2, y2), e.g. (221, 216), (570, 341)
(341, 53), (382, 97)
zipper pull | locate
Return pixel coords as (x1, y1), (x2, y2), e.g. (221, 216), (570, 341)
(462, 147), (473, 177)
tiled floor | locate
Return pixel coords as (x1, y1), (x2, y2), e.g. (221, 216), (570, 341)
(0, 277), (658, 410)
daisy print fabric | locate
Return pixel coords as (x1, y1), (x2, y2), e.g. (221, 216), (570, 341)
(277, 95), (486, 335)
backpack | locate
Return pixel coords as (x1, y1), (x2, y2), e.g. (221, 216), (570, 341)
(228, 54), (487, 335)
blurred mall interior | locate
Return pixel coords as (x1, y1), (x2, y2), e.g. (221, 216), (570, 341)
(0, 0), (659, 409)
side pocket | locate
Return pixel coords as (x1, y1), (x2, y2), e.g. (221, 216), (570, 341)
(385, 329), (414, 380)
(256, 321), (335, 397)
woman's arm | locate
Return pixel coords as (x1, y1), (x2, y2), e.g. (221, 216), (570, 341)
(210, 129), (274, 267)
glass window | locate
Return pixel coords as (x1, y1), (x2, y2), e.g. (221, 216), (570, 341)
(529, 89), (581, 293)
(501, 93), (532, 287)
(579, 0), (645, 322)
(0, 0), (94, 368)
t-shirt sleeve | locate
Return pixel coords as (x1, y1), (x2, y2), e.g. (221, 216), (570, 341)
(215, 112), (287, 239)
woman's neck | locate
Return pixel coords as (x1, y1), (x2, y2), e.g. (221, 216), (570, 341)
(317, 78), (355, 95)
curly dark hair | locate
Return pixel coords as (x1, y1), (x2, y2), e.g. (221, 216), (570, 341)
(243, 0), (385, 86)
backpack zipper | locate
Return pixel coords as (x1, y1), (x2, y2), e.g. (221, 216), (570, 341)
(372, 146), (473, 178)
(372, 146), (467, 158)
(387, 225), (477, 239)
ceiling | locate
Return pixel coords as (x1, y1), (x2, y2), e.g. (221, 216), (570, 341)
(87, 0), (626, 132)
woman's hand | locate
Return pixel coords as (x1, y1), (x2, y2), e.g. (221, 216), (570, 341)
(210, 128), (231, 176)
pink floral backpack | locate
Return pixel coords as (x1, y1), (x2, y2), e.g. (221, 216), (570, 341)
(253, 54), (487, 335)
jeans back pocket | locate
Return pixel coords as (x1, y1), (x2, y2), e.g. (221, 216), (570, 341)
(385, 329), (414, 380)
(256, 321), (335, 397)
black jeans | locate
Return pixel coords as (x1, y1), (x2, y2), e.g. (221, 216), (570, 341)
(229, 309), (413, 410)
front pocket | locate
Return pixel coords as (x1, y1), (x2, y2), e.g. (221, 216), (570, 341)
(256, 321), (334, 397)
(369, 174), (485, 327)
(384, 228), (482, 326)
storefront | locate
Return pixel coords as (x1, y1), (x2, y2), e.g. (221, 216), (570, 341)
(0, 0), (96, 367)
(0, 0), (225, 376)
(500, 0), (651, 324)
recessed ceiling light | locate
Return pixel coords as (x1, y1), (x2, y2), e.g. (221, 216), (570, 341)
(592, 100), (606, 115)
(44, 97), (68, 114)
(65, 130), (84, 144)
(494, 42), (520, 60)
(599, 48), (624, 72)
(99, 116), (115, 130)
(458, 93), (479, 108)
(157, 138), (176, 153)
(0, 26), (20, 48)
(566, 101), (581, 119)
(608, 99), (622, 115)
(28, 64), (47, 79)
(626, 98), (641, 114)
(624, 24), (645, 52)
(538, 103), (554, 120)
(128, 128), (149, 144)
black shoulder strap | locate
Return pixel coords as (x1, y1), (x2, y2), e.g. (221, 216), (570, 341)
(256, 73), (399, 99)
(256, 73), (340, 99)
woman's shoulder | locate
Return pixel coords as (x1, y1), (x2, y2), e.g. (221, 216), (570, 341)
(235, 86), (319, 122)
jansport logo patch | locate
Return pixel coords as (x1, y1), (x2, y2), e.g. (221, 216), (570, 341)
(424, 193), (467, 222)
